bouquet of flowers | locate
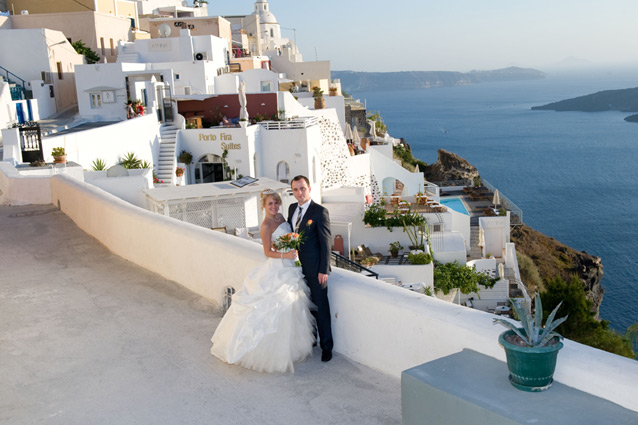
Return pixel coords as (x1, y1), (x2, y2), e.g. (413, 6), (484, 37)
(273, 231), (304, 266)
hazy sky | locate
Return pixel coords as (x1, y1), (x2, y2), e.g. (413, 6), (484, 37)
(209, 0), (638, 72)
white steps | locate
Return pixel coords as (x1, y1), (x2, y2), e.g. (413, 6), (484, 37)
(155, 124), (179, 185)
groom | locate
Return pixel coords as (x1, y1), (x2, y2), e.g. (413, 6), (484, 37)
(288, 175), (334, 362)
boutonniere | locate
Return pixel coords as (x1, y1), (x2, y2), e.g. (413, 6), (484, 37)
(306, 219), (313, 226)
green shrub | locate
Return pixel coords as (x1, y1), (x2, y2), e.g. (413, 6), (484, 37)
(433, 260), (497, 295)
(407, 251), (432, 265)
(517, 252), (544, 293)
(541, 276), (636, 358)
(363, 203), (387, 227)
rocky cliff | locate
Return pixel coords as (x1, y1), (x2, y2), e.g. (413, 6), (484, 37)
(426, 149), (605, 316)
(510, 224), (604, 318)
(422, 149), (479, 184)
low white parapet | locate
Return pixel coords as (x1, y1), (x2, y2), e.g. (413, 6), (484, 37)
(47, 174), (638, 413)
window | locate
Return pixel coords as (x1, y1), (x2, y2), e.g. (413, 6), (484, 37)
(56, 62), (63, 80)
(260, 81), (271, 92)
(90, 93), (102, 109)
(110, 38), (114, 55)
(100, 37), (105, 55)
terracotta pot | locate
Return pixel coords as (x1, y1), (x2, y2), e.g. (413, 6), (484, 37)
(53, 155), (67, 164)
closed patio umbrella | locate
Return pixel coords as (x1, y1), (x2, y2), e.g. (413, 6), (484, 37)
(344, 124), (353, 141)
(238, 80), (248, 121)
(352, 126), (362, 150)
(478, 228), (485, 248)
(492, 189), (501, 207)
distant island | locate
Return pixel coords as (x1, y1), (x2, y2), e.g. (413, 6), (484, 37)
(332, 66), (545, 91)
(531, 87), (638, 122)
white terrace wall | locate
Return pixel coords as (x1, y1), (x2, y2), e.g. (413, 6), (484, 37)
(45, 174), (638, 413)
(50, 174), (262, 303)
(42, 115), (160, 169)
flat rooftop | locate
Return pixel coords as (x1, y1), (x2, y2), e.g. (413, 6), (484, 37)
(0, 204), (401, 424)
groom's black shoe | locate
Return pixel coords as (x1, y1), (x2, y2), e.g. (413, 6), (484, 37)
(321, 350), (332, 362)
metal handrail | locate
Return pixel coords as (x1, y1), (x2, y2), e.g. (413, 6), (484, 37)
(331, 252), (379, 279)
(0, 64), (26, 88)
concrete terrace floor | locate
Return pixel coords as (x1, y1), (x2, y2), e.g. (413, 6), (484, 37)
(0, 204), (401, 425)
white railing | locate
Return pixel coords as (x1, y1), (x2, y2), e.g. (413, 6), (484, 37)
(259, 116), (318, 130)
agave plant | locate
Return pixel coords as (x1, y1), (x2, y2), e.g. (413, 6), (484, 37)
(91, 158), (107, 171)
(120, 152), (142, 169)
(494, 292), (568, 347)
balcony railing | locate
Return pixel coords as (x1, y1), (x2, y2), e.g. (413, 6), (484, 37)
(259, 117), (318, 130)
(331, 251), (379, 279)
(481, 178), (523, 224)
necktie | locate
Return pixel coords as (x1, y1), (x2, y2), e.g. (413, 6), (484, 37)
(294, 206), (303, 232)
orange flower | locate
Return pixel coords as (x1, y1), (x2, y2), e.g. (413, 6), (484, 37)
(307, 219), (313, 226)
(293, 233), (299, 238)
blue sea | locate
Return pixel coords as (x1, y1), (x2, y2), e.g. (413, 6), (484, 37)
(355, 71), (638, 332)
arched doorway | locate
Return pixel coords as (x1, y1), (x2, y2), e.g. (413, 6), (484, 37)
(277, 161), (289, 183)
(382, 177), (405, 196)
(194, 154), (226, 184)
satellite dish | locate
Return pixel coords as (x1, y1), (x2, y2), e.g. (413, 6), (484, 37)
(158, 23), (172, 38)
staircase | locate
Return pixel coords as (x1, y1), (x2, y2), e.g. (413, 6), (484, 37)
(155, 123), (179, 185)
(116, 44), (140, 63)
(468, 225), (482, 259)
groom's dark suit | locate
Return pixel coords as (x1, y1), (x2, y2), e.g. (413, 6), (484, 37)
(288, 200), (333, 352)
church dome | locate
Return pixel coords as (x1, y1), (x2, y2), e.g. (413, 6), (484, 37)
(254, 0), (278, 24)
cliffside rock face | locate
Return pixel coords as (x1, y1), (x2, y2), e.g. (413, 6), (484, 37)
(423, 149), (479, 184)
(510, 224), (604, 318)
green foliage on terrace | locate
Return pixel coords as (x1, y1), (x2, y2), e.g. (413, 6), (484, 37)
(72, 40), (100, 64)
(363, 203), (425, 230)
(367, 111), (387, 135)
(541, 276), (636, 359)
(393, 144), (428, 172)
(433, 260), (498, 295)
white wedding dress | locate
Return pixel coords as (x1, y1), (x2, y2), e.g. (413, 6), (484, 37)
(211, 222), (316, 373)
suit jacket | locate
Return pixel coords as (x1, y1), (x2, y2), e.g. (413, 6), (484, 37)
(288, 200), (332, 277)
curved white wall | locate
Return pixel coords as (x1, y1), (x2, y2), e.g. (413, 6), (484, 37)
(46, 174), (638, 412)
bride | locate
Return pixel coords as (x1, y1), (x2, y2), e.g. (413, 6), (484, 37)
(210, 189), (316, 373)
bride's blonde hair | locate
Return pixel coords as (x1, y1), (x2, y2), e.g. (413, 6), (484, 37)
(260, 189), (282, 209)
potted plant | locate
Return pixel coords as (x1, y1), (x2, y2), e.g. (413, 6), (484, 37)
(175, 167), (185, 177)
(329, 86), (338, 96)
(360, 256), (380, 268)
(51, 147), (66, 164)
(389, 241), (403, 258)
(493, 293), (568, 392)
(178, 150), (193, 165)
(312, 87), (325, 109)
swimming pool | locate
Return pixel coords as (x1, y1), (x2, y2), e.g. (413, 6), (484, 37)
(439, 197), (469, 215)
